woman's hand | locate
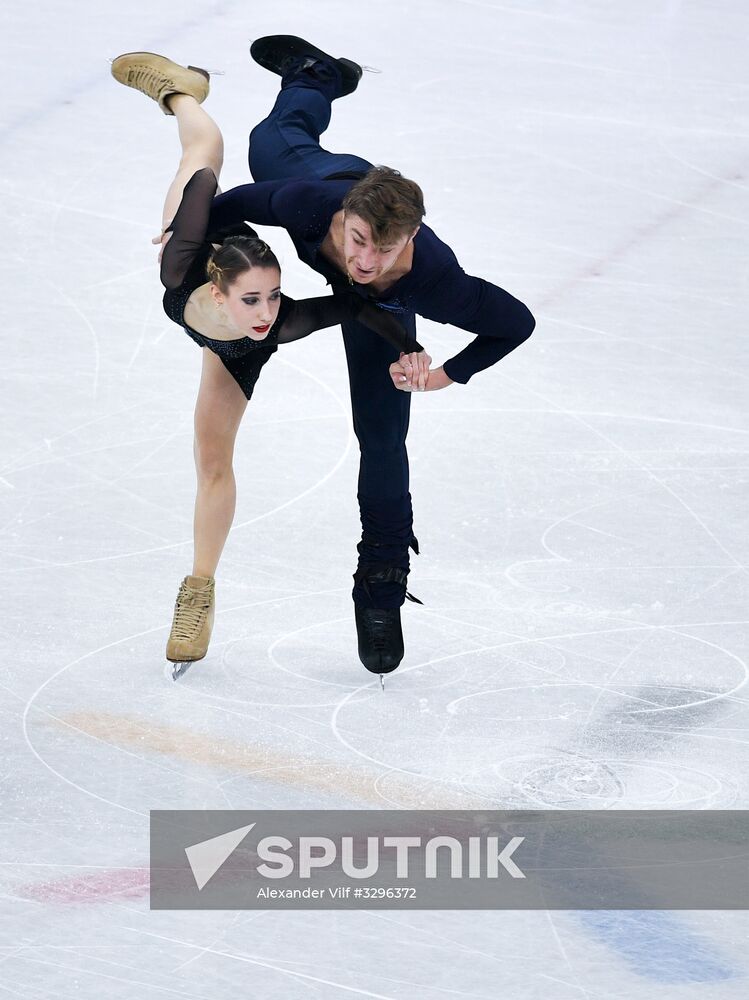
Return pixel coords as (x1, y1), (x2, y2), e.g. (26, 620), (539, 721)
(151, 229), (172, 263)
(390, 350), (432, 391)
(389, 355), (454, 392)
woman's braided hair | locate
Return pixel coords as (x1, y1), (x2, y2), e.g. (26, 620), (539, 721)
(206, 234), (280, 293)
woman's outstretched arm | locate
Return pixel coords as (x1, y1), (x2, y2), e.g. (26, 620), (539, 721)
(276, 293), (424, 353)
(159, 167), (217, 290)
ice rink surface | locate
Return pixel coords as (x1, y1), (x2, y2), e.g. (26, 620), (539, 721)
(2, 0), (748, 995)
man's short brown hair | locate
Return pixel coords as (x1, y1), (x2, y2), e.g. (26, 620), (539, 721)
(342, 166), (425, 246)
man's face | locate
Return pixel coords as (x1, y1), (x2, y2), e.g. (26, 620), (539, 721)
(342, 213), (417, 284)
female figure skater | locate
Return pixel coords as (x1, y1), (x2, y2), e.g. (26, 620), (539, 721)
(111, 53), (426, 677)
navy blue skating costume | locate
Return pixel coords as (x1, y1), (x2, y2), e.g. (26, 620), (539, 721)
(206, 63), (535, 609)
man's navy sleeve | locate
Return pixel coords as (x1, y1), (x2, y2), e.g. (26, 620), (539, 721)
(415, 262), (535, 384)
(208, 180), (293, 230)
(208, 179), (334, 240)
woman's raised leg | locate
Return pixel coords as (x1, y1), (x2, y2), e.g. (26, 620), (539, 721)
(111, 53), (219, 227)
(161, 93), (224, 232)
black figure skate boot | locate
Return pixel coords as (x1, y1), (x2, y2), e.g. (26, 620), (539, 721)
(355, 605), (405, 677)
(250, 35), (363, 97)
(353, 549), (422, 681)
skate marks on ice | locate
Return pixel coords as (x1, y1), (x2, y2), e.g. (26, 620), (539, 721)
(21, 584), (748, 822)
(437, 399), (749, 809)
(19, 699), (744, 986)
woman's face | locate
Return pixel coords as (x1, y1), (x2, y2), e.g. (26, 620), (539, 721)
(214, 266), (282, 340)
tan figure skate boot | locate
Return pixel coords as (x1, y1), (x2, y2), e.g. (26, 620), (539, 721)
(111, 52), (209, 115)
(166, 575), (215, 671)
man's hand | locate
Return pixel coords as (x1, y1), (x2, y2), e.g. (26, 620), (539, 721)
(391, 350), (432, 391)
(389, 356), (454, 392)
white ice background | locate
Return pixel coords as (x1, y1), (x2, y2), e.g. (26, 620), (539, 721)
(1, 0), (748, 996)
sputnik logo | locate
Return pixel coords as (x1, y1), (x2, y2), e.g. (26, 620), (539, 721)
(185, 823), (256, 891)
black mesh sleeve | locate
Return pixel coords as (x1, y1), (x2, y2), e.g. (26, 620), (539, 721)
(276, 293), (423, 353)
(160, 167), (218, 290)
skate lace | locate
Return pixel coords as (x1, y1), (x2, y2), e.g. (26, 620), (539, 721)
(363, 613), (393, 652)
(170, 583), (212, 641)
(127, 64), (174, 95)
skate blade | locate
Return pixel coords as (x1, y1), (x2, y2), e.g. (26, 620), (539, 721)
(171, 660), (196, 680)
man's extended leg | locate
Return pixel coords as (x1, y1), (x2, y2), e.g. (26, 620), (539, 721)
(248, 58), (372, 182)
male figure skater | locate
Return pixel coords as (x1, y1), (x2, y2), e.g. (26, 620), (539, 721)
(205, 36), (535, 678)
